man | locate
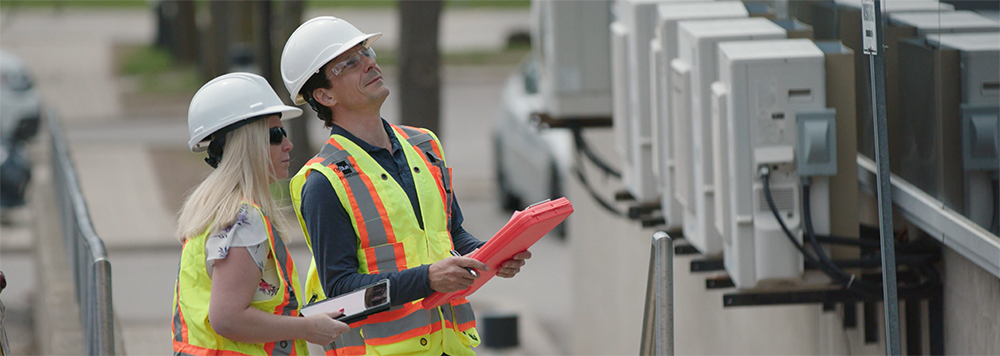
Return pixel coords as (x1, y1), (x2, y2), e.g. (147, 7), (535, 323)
(280, 17), (531, 356)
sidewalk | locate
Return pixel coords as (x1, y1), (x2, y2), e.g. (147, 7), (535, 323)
(1, 6), (571, 355)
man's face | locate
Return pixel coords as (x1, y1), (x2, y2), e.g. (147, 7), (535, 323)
(320, 44), (389, 111)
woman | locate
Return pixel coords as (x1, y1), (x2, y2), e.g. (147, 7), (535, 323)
(172, 72), (348, 355)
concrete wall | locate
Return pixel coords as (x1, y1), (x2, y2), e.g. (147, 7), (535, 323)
(943, 248), (1000, 355)
(566, 129), (999, 354)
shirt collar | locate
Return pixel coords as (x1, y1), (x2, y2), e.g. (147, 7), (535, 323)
(329, 118), (402, 154)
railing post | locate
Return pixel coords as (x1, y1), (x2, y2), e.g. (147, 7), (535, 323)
(47, 109), (115, 355)
(641, 232), (674, 355)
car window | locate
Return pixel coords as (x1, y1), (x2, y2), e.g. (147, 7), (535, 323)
(521, 56), (539, 95)
(1, 70), (34, 92)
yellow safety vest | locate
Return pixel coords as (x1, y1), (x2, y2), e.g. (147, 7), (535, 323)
(172, 204), (308, 356)
(290, 124), (480, 356)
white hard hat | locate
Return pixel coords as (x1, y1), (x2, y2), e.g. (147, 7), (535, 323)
(187, 72), (302, 152)
(280, 16), (382, 105)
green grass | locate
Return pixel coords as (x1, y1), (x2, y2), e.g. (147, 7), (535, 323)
(0, 0), (527, 9)
(116, 44), (202, 94)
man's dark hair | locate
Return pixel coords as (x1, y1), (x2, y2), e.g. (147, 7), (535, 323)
(300, 66), (334, 128)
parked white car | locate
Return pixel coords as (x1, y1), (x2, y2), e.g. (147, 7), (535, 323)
(492, 55), (572, 236)
(1, 50), (42, 143)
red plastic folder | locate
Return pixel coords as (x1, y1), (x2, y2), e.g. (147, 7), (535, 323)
(421, 198), (574, 309)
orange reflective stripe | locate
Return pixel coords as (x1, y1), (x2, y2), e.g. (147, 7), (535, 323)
(172, 281), (187, 343)
(361, 305), (441, 344)
(264, 219), (299, 356)
(319, 140), (396, 249)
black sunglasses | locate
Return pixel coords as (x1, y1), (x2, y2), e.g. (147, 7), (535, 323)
(269, 126), (287, 145)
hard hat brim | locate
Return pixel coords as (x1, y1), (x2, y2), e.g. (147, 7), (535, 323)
(292, 32), (383, 106)
(189, 104), (304, 152)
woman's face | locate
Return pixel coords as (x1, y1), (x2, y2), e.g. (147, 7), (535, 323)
(268, 115), (293, 181)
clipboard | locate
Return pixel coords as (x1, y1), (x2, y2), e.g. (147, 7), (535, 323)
(300, 279), (391, 324)
(421, 197), (573, 309)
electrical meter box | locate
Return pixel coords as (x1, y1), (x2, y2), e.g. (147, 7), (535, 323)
(533, 0), (614, 118)
(716, 39), (829, 289)
(615, 0), (713, 204)
(651, 1), (749, 231)
(674, 17), (786, 256)
(898, 32), (1000, 234)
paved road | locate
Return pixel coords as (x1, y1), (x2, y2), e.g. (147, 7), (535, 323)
(1, 6), (571, 355)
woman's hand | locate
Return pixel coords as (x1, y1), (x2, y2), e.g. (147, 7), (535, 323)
(301, 310), (351, 345)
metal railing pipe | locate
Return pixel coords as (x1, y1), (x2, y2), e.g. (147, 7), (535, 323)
(641, 231), (674, 355)
(47, 109), (115, 355)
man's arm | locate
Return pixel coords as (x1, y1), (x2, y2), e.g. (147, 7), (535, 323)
(447, 192), (485, 255)
(301, 173), (433, 305)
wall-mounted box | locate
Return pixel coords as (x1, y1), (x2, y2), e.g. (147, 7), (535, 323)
(715, 39), (828, 288)
(651, 1), (750, 232)
(675, 17), (786, 256)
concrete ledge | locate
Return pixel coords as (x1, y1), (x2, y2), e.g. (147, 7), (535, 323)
(32, 168), (85, 355)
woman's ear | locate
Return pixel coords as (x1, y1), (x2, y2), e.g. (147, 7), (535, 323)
(313, 88), (337, 108)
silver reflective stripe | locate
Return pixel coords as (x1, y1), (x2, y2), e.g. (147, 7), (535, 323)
(172, 283), (184, 342)
(318, 144), (351, 167)
(441, 304), (454, 322)
(452, 302), (476, 325)
(173, 351), (196, 356)
(333, 327), (366, 350)
(404, 132), (453, 231)
(398, 126), (424, 139)
(406, 132), (435, 147)
(315, 142), (391, 248)
(362, 307), (440, 339)
(373, 243), (399, 273)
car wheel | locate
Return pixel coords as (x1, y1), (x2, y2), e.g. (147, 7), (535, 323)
(494, 137), (520, 212)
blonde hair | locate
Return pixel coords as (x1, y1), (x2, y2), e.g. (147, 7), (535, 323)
(176, 118), (293, 243)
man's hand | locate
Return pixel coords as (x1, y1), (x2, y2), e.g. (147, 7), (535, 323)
(496, 250), (531, 278)
(428, 256), (489, 293)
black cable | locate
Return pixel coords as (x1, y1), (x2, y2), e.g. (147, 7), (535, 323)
(760, 167), (879, 292)
(571, 126), (621, 179)
(573, 163), (626, 217)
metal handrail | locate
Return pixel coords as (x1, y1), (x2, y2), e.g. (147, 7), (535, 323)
(640, 232), (673, 355)
(47, 109), (115, 355)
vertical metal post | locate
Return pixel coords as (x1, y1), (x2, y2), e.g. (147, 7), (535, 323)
(653, 232), (673, 355)
(861, 0), (902, 354)
(640, 231), (674, 355)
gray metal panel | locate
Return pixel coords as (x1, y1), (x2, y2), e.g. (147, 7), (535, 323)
(797, 109), (838, 176)
(962, 104), (1000, 171)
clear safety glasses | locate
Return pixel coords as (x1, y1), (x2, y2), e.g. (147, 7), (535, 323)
(329, 47), (377, 76)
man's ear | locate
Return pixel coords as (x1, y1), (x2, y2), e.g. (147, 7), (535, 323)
(312, 88), (337, 108)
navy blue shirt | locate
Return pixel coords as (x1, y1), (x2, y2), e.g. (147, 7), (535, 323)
(300, 119), (484, 306)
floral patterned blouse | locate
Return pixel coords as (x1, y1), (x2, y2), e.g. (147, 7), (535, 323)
(204, 205), (282, 301)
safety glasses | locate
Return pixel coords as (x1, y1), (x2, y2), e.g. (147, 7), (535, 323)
(269, 126), (287, 145)
(330, 47), (377, 76)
